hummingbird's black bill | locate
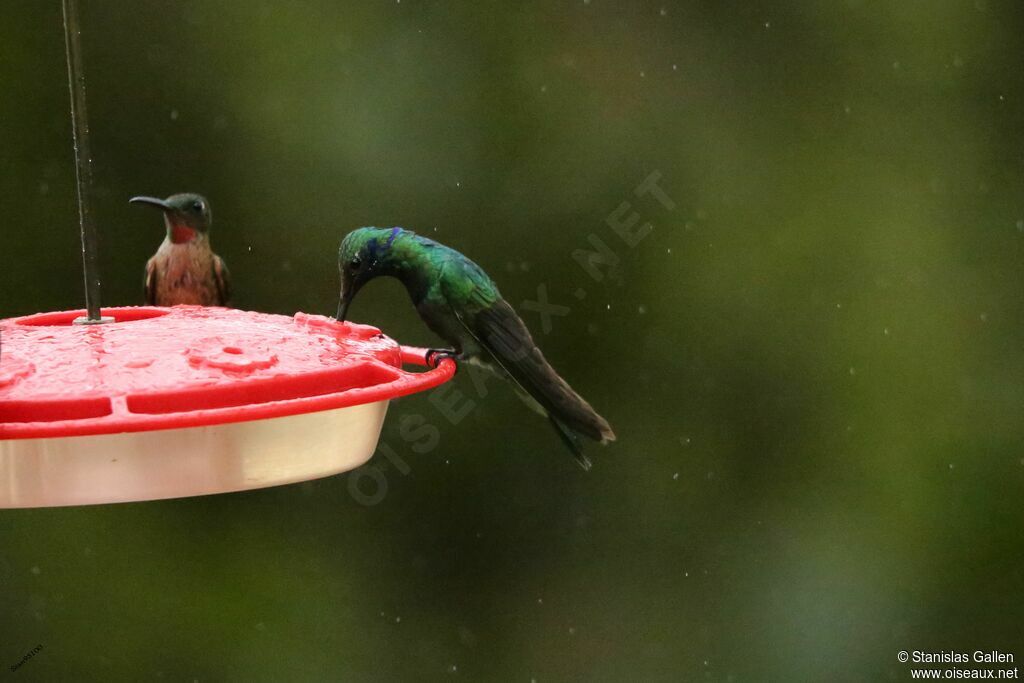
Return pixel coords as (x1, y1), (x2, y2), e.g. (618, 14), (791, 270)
(129, 196), (171, 210)
(337, 277), (360, 321)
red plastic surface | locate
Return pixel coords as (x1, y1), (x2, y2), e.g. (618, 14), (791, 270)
(0, 307), (454, 440)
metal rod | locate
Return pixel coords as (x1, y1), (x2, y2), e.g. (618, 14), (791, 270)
(62, 0), (103, 322)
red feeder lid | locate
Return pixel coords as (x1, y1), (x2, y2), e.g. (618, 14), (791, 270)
(0, 306), (452, 440)
(0, 307), (454, 508)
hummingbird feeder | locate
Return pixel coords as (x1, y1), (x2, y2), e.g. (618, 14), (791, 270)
(0, 0), (455, 508)
(0, 308), (454, 507)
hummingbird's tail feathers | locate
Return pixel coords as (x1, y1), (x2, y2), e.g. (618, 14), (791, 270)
(470, 299), (616, 446)
(550, 416), (593, 471)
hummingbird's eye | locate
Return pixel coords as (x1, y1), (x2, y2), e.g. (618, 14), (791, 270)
(350, 256), (362, 269)
(192, 200), (204, 212)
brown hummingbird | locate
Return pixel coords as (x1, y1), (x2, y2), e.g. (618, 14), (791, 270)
(130, 193), (230, 306)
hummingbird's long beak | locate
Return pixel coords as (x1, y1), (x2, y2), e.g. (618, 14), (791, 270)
(129, 196), (171, 211)
(337, 291), (353, 321)
(337, 269), (362, 321)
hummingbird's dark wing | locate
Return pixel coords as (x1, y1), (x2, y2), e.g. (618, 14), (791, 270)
(144, 257), (158, 306)
(442, 270), (615, 468)
(212, 255), (230, 306)
(467, 298), (615, 442)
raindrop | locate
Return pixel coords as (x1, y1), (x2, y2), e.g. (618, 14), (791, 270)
(30, 566), (40, 575)
(637, 305), (647, 314)
(672, 472), (679, 480)
(170, 109), (179, 120)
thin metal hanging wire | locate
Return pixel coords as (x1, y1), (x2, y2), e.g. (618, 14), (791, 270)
(62, 0), (105, 323)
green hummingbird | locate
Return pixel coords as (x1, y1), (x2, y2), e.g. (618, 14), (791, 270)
(130, 193), (230, 307)
(337, 227), (615, 469)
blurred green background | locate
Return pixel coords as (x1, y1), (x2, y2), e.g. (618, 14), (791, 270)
(2, 0), (1024, 680)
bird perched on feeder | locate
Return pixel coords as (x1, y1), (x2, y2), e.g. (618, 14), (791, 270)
(130, 193), (230, 307)
(336, 227), (615, 469)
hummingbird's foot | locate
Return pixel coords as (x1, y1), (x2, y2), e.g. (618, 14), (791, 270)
(425, 348), (459, 368)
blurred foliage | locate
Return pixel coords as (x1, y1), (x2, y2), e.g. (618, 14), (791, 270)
(2, 0), (1024, 680)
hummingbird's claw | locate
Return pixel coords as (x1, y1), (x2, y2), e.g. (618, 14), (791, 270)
(425, 348), (459, 368)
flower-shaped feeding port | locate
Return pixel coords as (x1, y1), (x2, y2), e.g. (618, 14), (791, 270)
(0, 306), (454, 508)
